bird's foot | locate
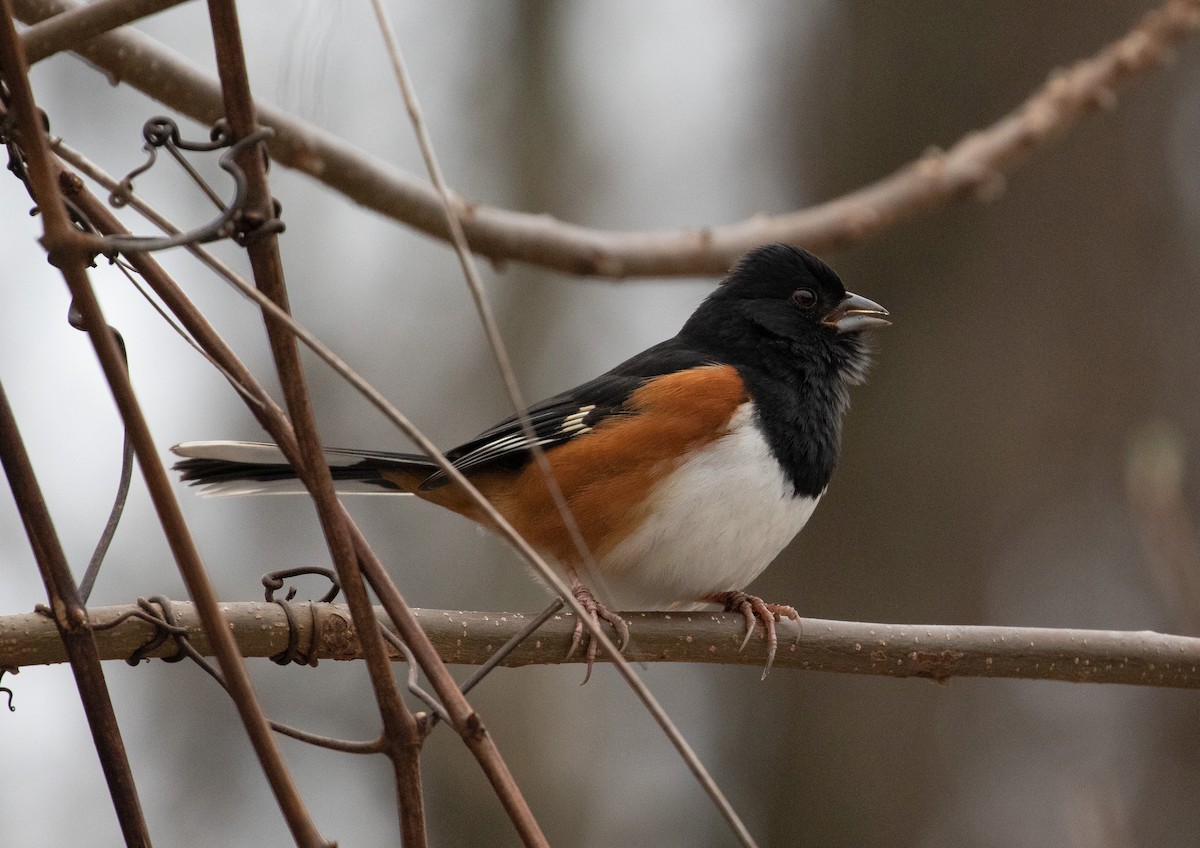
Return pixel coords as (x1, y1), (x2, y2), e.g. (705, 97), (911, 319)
(707, 590), (799, 679)
(566, 583), (630, 684)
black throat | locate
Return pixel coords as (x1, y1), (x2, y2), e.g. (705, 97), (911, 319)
(700, 330), (868, 499)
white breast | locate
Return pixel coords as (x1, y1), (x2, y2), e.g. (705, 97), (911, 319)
(594, 403), (821, 609)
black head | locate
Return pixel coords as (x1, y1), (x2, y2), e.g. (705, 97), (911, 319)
(676, 244), (889, 496)
(680, 244), (889, 379)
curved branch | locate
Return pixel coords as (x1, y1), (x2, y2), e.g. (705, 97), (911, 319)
(4, 602), (1198, 689)
(13, 0), (1200, 276)
(19, 0), (185, 64)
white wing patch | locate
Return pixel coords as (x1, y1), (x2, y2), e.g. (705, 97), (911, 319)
(445, 433), (557, 471)
(558, 405), (595, 436)
(426, 404), (602, 484)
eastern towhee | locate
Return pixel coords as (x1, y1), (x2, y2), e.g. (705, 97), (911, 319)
(174, 244), (889, 674)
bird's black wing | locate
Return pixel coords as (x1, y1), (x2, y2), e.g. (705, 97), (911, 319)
(419, 337), (718, 489)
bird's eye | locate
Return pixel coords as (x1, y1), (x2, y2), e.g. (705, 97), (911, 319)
(792, 288), (817, 310)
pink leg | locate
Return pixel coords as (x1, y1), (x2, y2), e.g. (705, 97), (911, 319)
(566, 571), (630, 684)
(706, 590), (800, 678)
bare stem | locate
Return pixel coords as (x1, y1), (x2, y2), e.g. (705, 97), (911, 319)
(0, 385), (150, 847)
(19, 0), (185, 63)
(367, 8), (758, 846)
(6, 603), (1199, 690)
(203, 2), (428, 844)
(0, 4), (327, 844)
(10, 0), (1200, 276)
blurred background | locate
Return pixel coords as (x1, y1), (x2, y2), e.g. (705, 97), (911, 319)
(3, 1), (1200, 845)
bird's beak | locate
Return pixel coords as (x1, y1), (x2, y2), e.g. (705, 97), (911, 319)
(823, 291), (891, 334)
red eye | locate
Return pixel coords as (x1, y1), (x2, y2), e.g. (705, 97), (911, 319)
(792, 288), (817, 310)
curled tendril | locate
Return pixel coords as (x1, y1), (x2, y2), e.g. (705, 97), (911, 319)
(261, 567), (339, 666)
(262, 567), (341, 604)
(101, 115), (282, 252)
(0, 668), (17, 712)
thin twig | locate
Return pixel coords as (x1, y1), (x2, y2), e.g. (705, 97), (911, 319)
(6, 603), (1200, 690)
(116, 597), (390, 756)
(0, 382), (150, 847)
(77, 432), (131, 601)
(200, 7), (551, 845)
(12, 0), (1200, 276)
(424, 598), (566, 731)
(455, 602), (564, 699)
(0, 7), (329, 844)
(65, 119), (551, 845)
(57, 172), (293, 432)
(203, 3), (430, 845)
(53, 148), (548, 846)
(369, 0), (603, 591)
(269, 724), (384, 756)
(367, 9), (758, 846)
(58, 142), (496, 802)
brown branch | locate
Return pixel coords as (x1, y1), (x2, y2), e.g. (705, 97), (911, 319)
(19, 0), (184, 64)
(41, 12), (544, 842)
(0, 387), (150, 847)
(52, 127), (548, 848)
(0, 7), (328, 845)
(5, 602), (1199, 689)
(12, 0), (1200, 276)
(203, 4), (431, 844)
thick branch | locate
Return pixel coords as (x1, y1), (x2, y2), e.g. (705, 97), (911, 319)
(4, 602), (1198, 689)
(12, 0), (1200, 276)
(19, 0), (184, 63)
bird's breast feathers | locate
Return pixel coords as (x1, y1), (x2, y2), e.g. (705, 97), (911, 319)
(593, 402), (821, 608)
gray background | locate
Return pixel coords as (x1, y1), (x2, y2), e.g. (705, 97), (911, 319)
(3, 2), (1200, 846)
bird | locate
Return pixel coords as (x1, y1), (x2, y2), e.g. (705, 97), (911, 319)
(173, 243), (889, 676)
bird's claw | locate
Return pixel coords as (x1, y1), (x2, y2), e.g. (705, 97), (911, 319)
(710, 591), (799, 679)
(566, 584), (629, 684)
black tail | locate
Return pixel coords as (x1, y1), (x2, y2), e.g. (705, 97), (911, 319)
(172, 441), (437, 496)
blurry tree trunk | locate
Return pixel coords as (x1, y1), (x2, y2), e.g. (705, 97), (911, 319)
(729, 4), (1194, 845)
